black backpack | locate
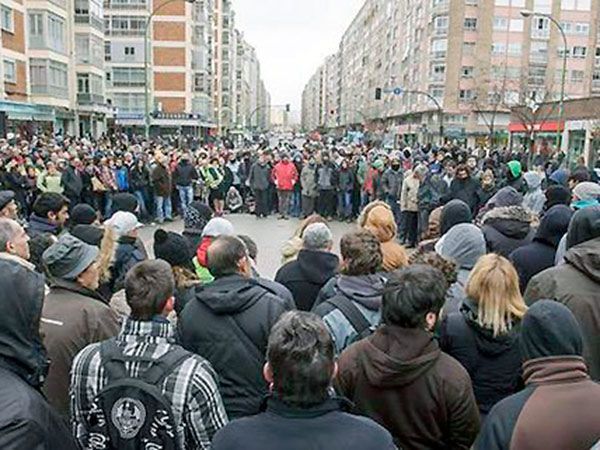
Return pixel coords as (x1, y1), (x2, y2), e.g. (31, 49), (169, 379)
(325, 295), (374, 345)
(86, 338), (190, 450)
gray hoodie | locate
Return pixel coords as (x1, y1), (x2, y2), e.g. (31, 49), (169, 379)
(523, 172), (545, 216)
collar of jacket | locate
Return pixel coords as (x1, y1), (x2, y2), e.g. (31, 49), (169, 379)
(261, 395), (353, 419)
(0, 252), (36, 272)
(523, 356), (589, 386)
(117, 316), (175, 343)
(48, 277), (107, 303)
(28, 214), (58, 233)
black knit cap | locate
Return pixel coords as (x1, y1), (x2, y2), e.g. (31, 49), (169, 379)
(153, 229), (194, 267)
(70, 203), (97, 226)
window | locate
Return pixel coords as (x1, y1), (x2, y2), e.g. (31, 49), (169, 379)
(77, 73), (90, 93)
(75, 35), (90, 63)
(493, 17), (508, 31)
(433, 15), (448, 34)
(530, 41), (548, 62)
(1, 6), (13, 33)
(534, 0), (552, 13)
(430, 87), (444, 99)
(508, 43), (522, 56)
(124, 46), (135, 56)
(464, 18), (477, 31)
(561, 0), (591, 10)
(30, 59), (68, 97)
(112, 67), (145, 87)
(571, 70), (584, 82)
(48, 13), (66, 53)
(496, 0), (525, 5)
(572, 46), (587, 58)
(574, 22), (590, 35)
(462, 66), (474, 78)
(431, 64), (445, 81)
(28, 12), (45, 48)
(3, 59), (16, 83)
(110, 16), (146, 36)
(532, 17), (550, 38)
(492, 42), (506, 54)
(459, 89), (473, 101)
(112, 92), (145, 113)
(431, 39), (448, 57)
(463, 41), (476, 55)
(509, 19), (524, 32)
(105, 42), (112, 61)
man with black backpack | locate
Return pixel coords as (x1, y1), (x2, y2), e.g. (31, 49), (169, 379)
(70, 260), (228, 450)
(312, 230), (386, 354)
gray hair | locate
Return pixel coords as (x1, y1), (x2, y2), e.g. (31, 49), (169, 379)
(302, 223), (332, 251)
(0, 218), (19, 252)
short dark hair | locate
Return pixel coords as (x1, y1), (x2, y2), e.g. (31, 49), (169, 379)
(32, 193), (69, 218)
(382, 265), (448, 328)
(267, 311), (334, 407)
(206, 235), (247, 278)
(125, 260), (175, 320)
(340, 230), (382, 276)
(456, 163), (470, 176)
(238, 235), (257, 260)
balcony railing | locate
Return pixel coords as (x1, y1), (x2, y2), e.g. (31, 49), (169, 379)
(75, 14), (104, 31)
(77, 93), (105, 104)
(104, 1), (147, 9)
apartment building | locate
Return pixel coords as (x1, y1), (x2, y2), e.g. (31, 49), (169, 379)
(303, 0), (600, 148)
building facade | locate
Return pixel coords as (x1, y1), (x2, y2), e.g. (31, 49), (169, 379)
(303, 0), (600, 148)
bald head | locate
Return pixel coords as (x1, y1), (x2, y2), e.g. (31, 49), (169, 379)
(206, 235), (251, 278)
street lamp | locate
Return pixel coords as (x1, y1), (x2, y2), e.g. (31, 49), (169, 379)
(520, 9), (568, 164)
(144, 0), (196, 139)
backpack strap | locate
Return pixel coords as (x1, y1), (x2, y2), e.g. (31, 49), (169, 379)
(326, 296), (371, 336)
(100, 338), (129, 382)
(142, 347), (191, 387)
(226, 315), (265, 366)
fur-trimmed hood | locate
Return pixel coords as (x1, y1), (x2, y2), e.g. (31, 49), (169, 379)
(483, 206), (535, 240)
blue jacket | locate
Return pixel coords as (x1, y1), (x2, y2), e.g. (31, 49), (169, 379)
(114, 167), (129, 192)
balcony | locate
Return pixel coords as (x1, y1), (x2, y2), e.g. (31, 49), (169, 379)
(77, 93), (105, 104)
(433, 28), (448, 37)
(429, 50), (447, 60)
(431, 1), (449, 13)
(592, 79), (600, 91)
(104, 0), (147, 9)
(75, 14), (104, 31)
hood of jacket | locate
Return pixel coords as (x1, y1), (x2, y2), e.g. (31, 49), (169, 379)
(482, 206), (533, 240)
(524, 172), (543, 191)
(195, 274), (274, 315)
(436, 223), (486, 270)
(520, 300), (583, 361)
(358, 325), (440, 388)
(566, 206), (600, 250)
(440, 199), (472, 235)
(564, 236), (600, 284)
(358, 201), (397, 243)
(485, 186), (523, 210)
(296, 249), (339, 284)
(460, 300), (520, 356)
(534, 205), (573, 248)
(549, 168), (569, 186)
(0, 256), (47, 387)
(335, 274), (385, 310)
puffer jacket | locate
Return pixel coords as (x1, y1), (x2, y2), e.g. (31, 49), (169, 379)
(313, 274), (385, 354)
(272, 161), (298, 191)
(178, 274), (291, 419)
(524, 236), (600, 380)
(440, 300), (523, 415)
(481, 206), (535, 258)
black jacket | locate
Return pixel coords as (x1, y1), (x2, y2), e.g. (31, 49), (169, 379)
(249, 162), (271, 191)
(178, 274), (291, 419)
(173, 160), (199, 187)
(440, 301), (523, 415)
(129, 165), (151, 191)
(212, 396), (396, 450)
(440, 199), (473, 236)
(448, 177), (482, 213)
(275, 250), (339, 311)
(61, 165), (83, 198)
(481, 206), (535, 258)
(510, 205), (573, 292)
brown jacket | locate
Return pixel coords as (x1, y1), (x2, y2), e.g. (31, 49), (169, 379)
(41, 280), (120, 417)
(151, 163), (172, 197)
(336, 325), (480, 450)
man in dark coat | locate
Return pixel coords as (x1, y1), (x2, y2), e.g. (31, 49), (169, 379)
(0, 220), (78, 449)
(178, 235), (291, 419)
(447, 164), (482, 213)
(481, 204), (535, 258)
(336, 265), (480, 450)
(439, 199), (472, 236)
(475, 301), (600, 450)
(151, 152), (173, 223)
(27, 192), (70, 238)
(61, 157), (84, 208)
(212, 311), (396, 450)
(248, 152), (271, 218)
(510, 204), (573, 292)
(524, 206), (600, 380)
(275, 223), (339, 311)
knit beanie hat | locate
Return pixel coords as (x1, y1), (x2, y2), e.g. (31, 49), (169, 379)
(507, 160), (522, 179)
(70, 204), (97, 226)
(184, 201), (214, 235)
(111, 193), (139, 215)
(153, 229), (194, 268)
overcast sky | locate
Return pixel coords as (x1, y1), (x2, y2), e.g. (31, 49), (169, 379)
(232, 0), (365, 113)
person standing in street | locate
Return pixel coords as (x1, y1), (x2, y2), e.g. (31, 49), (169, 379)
(272, 153), (298, 220)
(300, 156), (318, 218)
(400, 164), (428, 248)
(151, 151), (173, 223)
(173, 152), (199, 217)
(249, 152), (271, 218)
(316, 153), (338, 220)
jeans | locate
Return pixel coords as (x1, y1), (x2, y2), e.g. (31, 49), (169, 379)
(338, 191), (353, 219)
(133, 189), (148, 220)
(278, 190), (292, 217)
(155, 195), (172, 223)
(177, 185), (194, 216)
(387, 195), (401, 228)
(104, 193), (113, 219)
(290, 190), (302, 217)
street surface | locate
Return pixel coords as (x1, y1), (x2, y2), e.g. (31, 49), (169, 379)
(139, 214), (355, 278)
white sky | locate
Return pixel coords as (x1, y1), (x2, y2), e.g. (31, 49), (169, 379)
(232, 0), (365, 113)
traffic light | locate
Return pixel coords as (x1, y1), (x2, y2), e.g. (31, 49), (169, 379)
(285, 104), (290, 112)
(375, 88), (382, 100)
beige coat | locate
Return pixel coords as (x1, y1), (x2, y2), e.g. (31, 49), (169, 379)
(400, 172), (420, 212)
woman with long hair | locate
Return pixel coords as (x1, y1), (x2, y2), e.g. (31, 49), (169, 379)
(440, 254), (527, 419)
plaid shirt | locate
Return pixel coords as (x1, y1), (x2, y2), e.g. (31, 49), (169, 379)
(70, 317), (228, 449)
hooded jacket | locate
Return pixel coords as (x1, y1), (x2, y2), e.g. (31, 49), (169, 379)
(481, 206), (535, 258)
(440, 199), (472, 236)
(178, 274), (291, 419)
(524, 236), (600, 380)
(475, 300), (600, 450)
(272, 161), (298, 191)
(522, 172), (545, 215)
(435, 223), (486, 315)
(275, 249), (339, 311)
(313, 274), (386, 354)
(510, 205), (573, 292)
(336, 325), (480, 449)
(448, 176), (482, 213)
(440, 300), (523, 415)
(173, 158), (199, 187)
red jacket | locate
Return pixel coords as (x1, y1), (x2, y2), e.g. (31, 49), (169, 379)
(272, 161), (298, 191)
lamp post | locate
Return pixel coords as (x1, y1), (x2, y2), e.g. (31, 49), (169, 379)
(144, 0), (196, 139)
(520, 9), (568, 164)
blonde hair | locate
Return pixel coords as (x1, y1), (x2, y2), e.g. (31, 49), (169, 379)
(465, 254), (527, 337)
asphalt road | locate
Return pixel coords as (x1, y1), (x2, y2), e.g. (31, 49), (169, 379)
(139, 213), (355, 279)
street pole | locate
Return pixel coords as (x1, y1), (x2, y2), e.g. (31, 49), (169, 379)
(144, 0), (195, 139)
(404, 90), (444, 146)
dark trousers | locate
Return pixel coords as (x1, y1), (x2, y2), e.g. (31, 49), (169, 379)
(278, 190), (292, 217)
(318, 190), (336, 218)
(402, 211), (419, 247)
(254, 189), (269, 217)
(302, 195), (316, 217)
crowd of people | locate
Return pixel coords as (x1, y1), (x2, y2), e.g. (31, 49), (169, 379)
(0, 131), (599, 449)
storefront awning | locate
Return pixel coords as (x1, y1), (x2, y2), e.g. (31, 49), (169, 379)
(508, 121), (563, 133)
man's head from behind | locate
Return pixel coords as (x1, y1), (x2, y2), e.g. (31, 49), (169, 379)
(382, 265), (448, 331)
(32, 192), (69, 228)
(302, 223), (333, 252)
(207, 235), (251, 278)
(0, 218), (30, 260)
(125, 260), (175, 321)
(340, 229), (382, 276)
(265, 311), (335, 408)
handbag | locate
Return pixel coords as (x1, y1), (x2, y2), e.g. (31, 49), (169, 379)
(91, 176), (107, 192)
